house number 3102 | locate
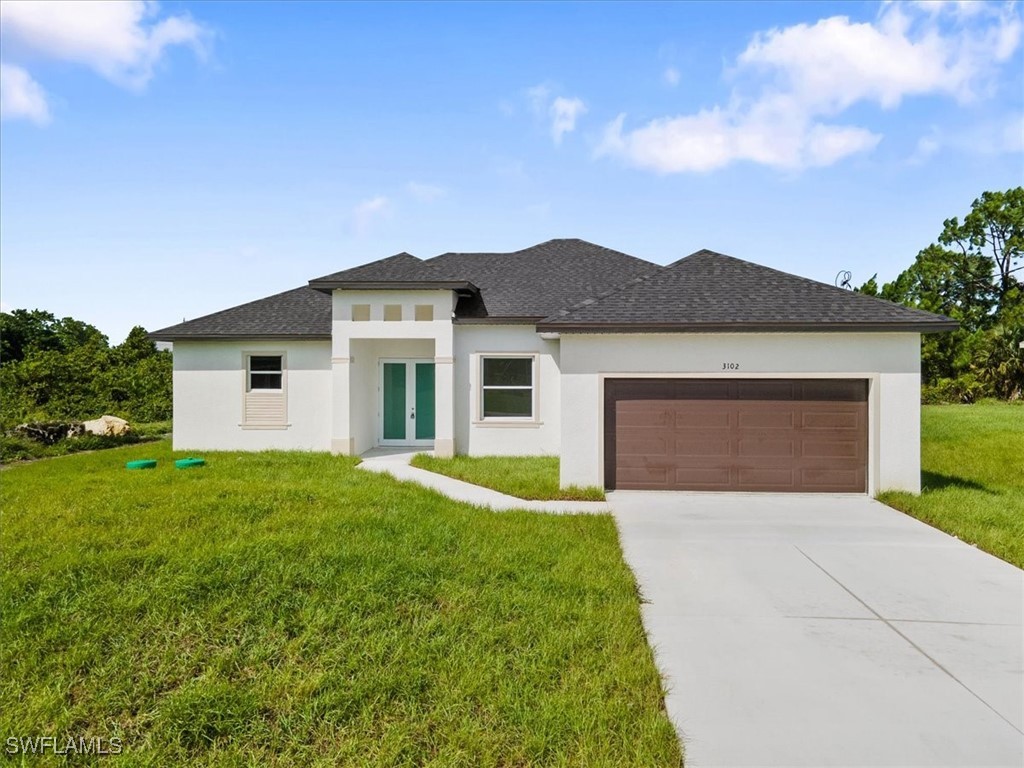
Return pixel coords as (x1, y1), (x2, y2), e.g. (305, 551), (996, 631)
(722, 362), (740, 370)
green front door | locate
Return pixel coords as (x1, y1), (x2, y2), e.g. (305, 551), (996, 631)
(415, 363), (435, 440)
(381, 360), (435, 444)
(382, 363), (406, 440)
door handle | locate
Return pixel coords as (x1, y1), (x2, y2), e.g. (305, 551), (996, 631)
(410, 409), (415, 419)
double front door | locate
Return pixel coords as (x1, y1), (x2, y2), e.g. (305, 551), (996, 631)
(380, 359), (435, 445)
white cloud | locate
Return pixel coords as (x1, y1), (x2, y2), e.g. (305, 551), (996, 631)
(663, 66), (681, 87)
(406, 182), (445, 202)
(599, 2), (1021, 173)
(550, 96), (586, 143)
(526, 84), (552, 115)
(522, 83), (587, 144)
(910, 129), (942, 163)
(351, 196), (390, 235)
(597, 107), (881, 173)
(0, 63), (50, 124)
(0, 0), (208, 90)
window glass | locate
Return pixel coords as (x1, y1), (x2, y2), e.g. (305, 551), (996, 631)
(249, 356), (282, 390)
(483, 389), (532, 418)
(483, 358), (532, 387)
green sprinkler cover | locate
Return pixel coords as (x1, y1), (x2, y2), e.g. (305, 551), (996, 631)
(175, 457), (206, 469)
(126, 459), (157, 470)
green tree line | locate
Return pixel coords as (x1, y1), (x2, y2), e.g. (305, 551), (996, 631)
(858, 187), (1023, 402)
(0, 310), (172, 427)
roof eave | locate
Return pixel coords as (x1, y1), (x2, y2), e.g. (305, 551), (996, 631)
(308, 280), (478, 294)
(452, 316), (545, 325)
(534, 321), (960, 334)
(148, 332), (332, 342)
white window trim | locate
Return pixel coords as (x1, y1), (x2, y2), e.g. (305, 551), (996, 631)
(475, 353), (540, 425)
(241, 351), (289, 428)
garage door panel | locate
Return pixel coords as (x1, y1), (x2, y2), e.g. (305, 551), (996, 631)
(674, 437), (731, 457)
(617, 407), (672, 428)
(737, 438), (796, 458)
(802, 410), (862, 430)
(617, 466), (669, 487)
(802, 439), (863, 459)
(617, 436), (670, 456)
(607, 379), (867, 493)
(737, 409), (795, 429)
(737, 467), (796, 488)
(673, 409), (732, 429)
(674, 467), (732, 488)
(800, 468), (864, 490)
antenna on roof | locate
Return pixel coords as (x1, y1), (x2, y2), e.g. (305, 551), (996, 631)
(835, 270), (853, 290)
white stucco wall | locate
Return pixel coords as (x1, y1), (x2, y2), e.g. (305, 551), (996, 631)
(453, 325), (561, 456)
(558, 332), (922, 494)
(172, 340), (332, 451)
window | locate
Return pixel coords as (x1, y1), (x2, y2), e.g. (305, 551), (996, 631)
(383, 304), (402, 321)
(351, 304), (370, 321)
(248, 355), (283, 391)
(414, 304), (434, 321)
(482, 357), (533, 418)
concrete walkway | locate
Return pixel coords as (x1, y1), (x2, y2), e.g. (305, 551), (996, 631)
(610, 491), (1024, 767)
(357, 449), (609, 514)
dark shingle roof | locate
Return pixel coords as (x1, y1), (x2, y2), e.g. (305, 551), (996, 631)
(150, 286), (331, 341)
(150, 242), (956, 340)
(537, 250), (957, 332)
(426, 238), (659, 318)
(308, 252), (477, 292)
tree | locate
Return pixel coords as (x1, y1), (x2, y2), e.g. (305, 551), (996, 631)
(873, 244), (997, 331)
(114, 325), (158, 365)
(0, 309), (61, 364)
(939, 187), (1023, 305)
(857, 188), (1024, 401)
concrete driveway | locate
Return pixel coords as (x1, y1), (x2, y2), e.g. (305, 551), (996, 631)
(610, 492), (1024, 767)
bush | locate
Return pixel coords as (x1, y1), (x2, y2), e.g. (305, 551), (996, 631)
(921, 374), (990, 404)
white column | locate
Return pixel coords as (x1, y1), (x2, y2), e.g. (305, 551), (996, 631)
(330, 334), (354, 455)
(876, 372), (921, 493)
(434, 357), (455, 457)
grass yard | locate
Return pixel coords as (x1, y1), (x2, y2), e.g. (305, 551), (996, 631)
(410, 454), (605, 502)
(878, 402), (1024, 569)
(0, 442), (679, 766)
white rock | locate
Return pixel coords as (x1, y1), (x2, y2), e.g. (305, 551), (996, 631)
(82, 415), (131, 436)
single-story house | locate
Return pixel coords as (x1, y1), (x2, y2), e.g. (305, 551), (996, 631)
(151, 239), (956, 494)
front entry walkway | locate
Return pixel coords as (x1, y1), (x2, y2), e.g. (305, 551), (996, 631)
(610, 492), (1024, 767)
(358, 449), (609, 514)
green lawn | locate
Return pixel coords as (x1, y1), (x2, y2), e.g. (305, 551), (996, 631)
(410, 454), (605, 502)
(878, 402), (1024, 569)
(0, 442), (679, 766)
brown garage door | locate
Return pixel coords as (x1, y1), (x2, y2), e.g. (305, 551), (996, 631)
(605, 379), (868, 493)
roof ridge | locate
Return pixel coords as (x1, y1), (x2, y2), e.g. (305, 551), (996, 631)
(678, 249), (951, 319)
(545, 263), (667, 319)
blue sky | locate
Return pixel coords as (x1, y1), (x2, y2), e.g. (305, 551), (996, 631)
(1, 0), (1022, 342)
